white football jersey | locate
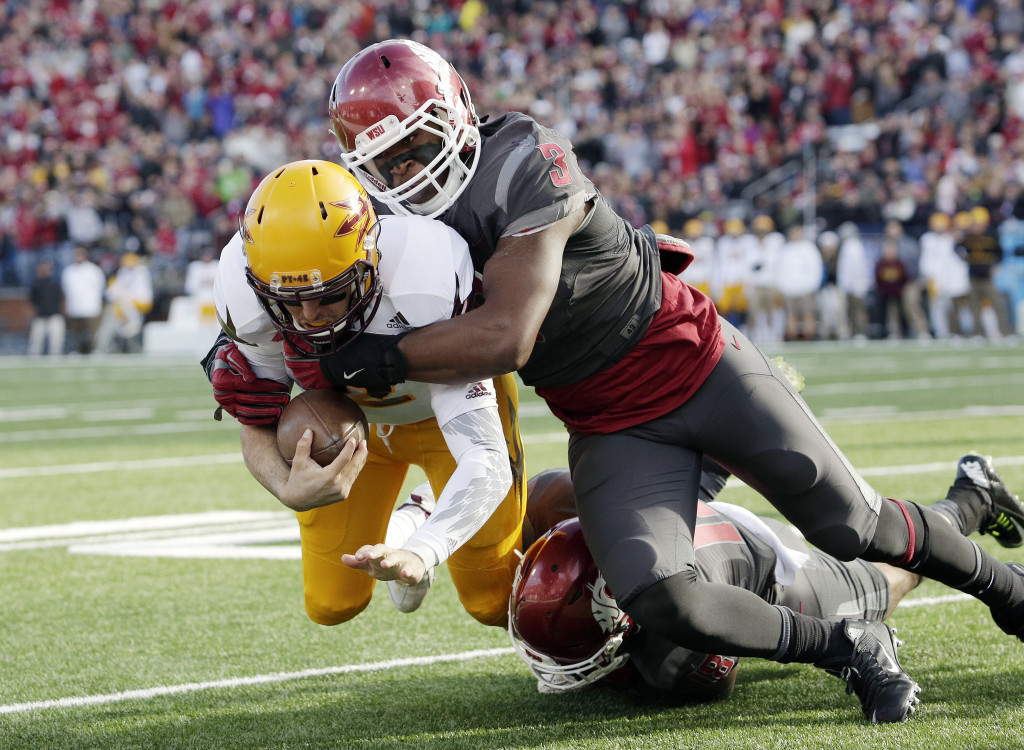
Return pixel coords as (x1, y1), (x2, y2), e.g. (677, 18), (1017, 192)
(213, 214), (497, 428)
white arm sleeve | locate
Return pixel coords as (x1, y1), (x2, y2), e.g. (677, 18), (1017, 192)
(400, 402), (513, 569)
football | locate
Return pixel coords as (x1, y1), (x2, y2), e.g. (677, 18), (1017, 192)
(276, 389), (369, 467)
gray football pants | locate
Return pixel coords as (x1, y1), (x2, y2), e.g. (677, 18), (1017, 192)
(567, 320), (886, 653)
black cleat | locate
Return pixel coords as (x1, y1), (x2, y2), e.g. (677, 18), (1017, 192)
(818, 620), (921, 724)
(990, 562), (1024, 642)
(956, 453), (1024, 548)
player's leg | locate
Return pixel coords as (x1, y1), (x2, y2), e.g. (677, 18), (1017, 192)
(435, 373), (527, 627)
(569, 432), (802, 656)
(697, 320), (1024, 643)
(297, 434), (408, 625)
(873, 564), (922, 619)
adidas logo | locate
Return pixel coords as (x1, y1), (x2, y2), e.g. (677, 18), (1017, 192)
(466, 382), (490, 399)
(958, 459), (990, 489)
(387, 312), (412, 329)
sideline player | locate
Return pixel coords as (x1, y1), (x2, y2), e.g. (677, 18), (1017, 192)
(201, 159), (525, 628)
(309, 39), (1024, 723)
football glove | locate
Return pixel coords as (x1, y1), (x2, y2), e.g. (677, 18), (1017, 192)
(282, 338), (333, 391)
(319, 332), (409, 398)
(655, 233), (694, 275)
(208, 341), (291, 425)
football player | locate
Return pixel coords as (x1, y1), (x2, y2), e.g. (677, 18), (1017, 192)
(201, 159), (526, 628)
(511, 456), (1020, 703)
(305, 39), (1024, 723)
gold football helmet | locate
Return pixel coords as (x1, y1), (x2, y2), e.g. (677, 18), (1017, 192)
(240, 160), (381, 355)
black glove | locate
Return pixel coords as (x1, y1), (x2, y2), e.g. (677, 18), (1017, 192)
(319, 332), (409, 398)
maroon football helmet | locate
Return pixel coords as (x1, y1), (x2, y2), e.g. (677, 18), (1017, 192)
(508, 517), (636, 692)
(328, 39), (480, 219)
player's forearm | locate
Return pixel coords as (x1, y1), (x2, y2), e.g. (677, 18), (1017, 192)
(239, 423), (291, 501)
(398, 311), (530, 385)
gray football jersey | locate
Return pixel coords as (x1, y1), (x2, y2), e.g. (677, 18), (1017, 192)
(442, 113), (663, 388)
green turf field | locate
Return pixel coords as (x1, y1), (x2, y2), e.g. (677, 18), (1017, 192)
(1, 340), (1023, 749)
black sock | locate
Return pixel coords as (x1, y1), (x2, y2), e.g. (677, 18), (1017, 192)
(774, 606), (845, 665)
(961, 551), (1024, 607)
(933, 484), (989, 536)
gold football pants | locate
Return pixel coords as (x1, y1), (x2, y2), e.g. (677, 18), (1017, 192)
(296, 373), (526, 628)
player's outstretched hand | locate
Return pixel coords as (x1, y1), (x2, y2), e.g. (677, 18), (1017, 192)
(342, 544), (427, 585)
(276, 429), (368, 511)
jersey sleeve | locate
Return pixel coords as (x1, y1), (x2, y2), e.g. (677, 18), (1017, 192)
(213, 233), (289, 383)
(469, 114), (598, 241)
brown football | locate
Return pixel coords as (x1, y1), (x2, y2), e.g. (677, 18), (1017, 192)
(276, 389), (369, 467)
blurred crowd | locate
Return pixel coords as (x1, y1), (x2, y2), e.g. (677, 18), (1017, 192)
(2, 0), (1023, 353)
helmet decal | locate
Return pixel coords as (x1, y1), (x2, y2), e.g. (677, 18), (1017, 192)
(590, 575), (626, 634)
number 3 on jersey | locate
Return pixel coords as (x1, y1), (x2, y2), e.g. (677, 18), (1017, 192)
(539, 143), (572, 187)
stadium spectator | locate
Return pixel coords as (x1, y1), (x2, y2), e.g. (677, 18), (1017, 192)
(836, 222), (873, 341)
(95, 252), (153, 354)
(2, 0), (1024, 348)
(183, 247), (220, 323)
(817, 231), (848, 341)
(680, 218), (714, 299)
(27, 259), (65, 356)
(60, 246), (106, 355)
(713, 217), (750, 330)
(746, 215), (785, 345)
(884, 220), (932, 340)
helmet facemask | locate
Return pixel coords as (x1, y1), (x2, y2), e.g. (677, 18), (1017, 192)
(245, 224), (382, 357)
(340, 99), (479, 219)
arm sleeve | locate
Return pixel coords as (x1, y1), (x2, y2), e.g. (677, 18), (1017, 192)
(399, 400), (513, 568)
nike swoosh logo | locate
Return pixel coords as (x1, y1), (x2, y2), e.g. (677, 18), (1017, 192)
(731, 335), (742, 350)
(343, 369), (364, 379)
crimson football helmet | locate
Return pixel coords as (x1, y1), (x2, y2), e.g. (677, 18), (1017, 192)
(328, 39), (480, 219)
(240, 160), (382, 356)
(508, 517), (636, 692)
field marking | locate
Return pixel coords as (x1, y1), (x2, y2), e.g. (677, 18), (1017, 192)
(0, 648), (516, 715)
(2, 403), (1021, 446)
(899, 593), (972, 608)
(3, 450), (1023, 484)
(0, 592), (980, 716)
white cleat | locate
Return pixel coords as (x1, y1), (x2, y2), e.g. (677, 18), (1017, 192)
(386, 483), (436, 613)
(388, 567), (435, 613)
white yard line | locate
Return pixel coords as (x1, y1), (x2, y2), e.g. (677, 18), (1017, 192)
(5, 450), (1023, 482)
(0, 648), (515, 715)
(0, 592), (981, 715)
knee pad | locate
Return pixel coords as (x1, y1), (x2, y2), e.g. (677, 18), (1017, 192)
(623, 569), (705, 639)
(799, 521), (873, 562)
(449, 554), (520, 628)
(304, 594), (370, 626)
